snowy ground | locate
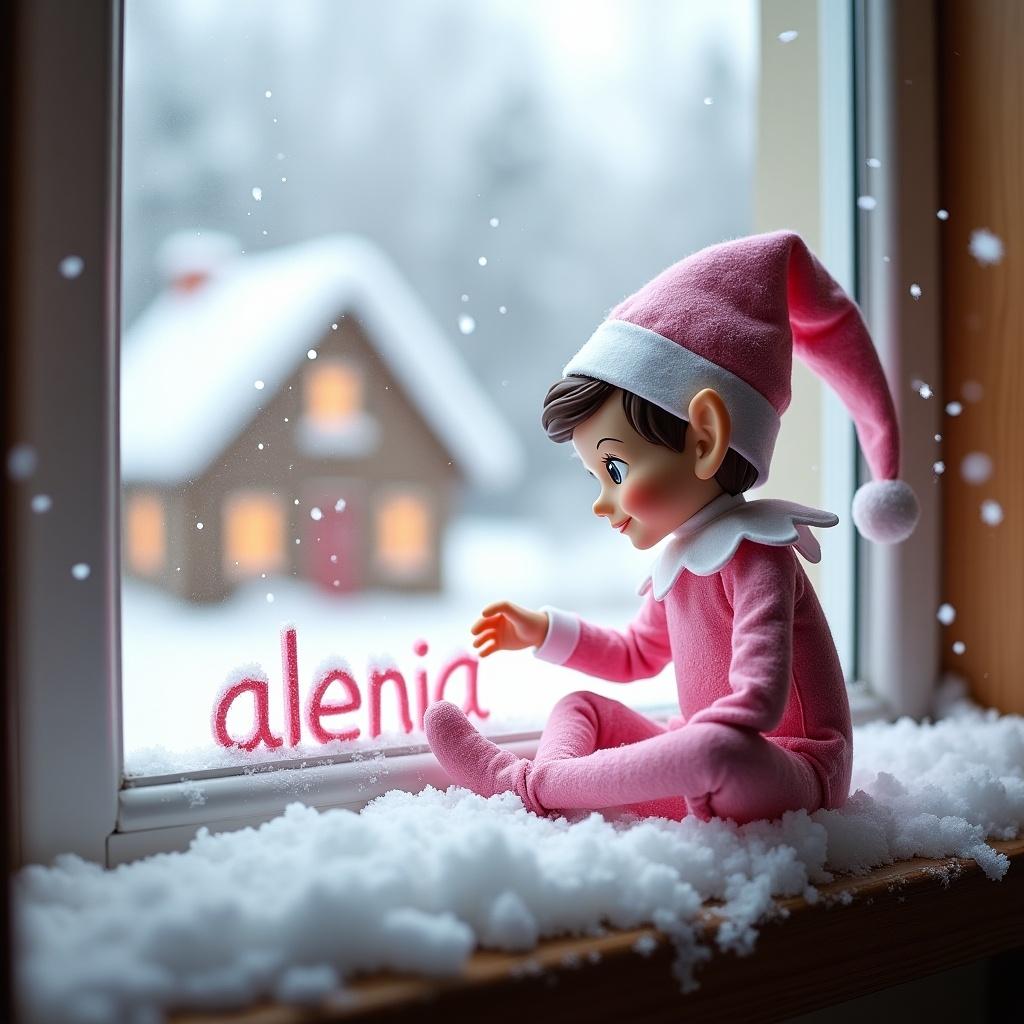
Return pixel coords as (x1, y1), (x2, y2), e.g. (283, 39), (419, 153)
(17, 691), (1024, 1024)
(122, 517), (679, 777)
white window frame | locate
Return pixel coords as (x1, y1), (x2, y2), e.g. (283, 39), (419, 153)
(6, 0), (941, 867)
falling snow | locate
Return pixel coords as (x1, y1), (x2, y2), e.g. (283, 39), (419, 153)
(458, 315), (476, 336)
(71, 563), (91, 581)
(932, 461), (945, 475)
(936, 603), (956, 626)
(936, 209), (949, 221)
(7, 444), (38, 480)
(909, 283), (922, 300)
(915, 381), (933, 399)
(477, 256), (488, 267)
(31, 495), (52, 514)
(334, 498), (347, 513)
(778, 29), (799, 43)
(980, 500), (1004, 526)
(960, 452), (993, 485)
(59, 255), (85, 279)
(310, 507), (323, 521)
(866, 157), (881, 168)
(307, 349), (317, 360)
(946, 402), (963, 417)
(968, 228), (1004, 266)
(952, 641), (966, 655)
(254, 380), (265, 390)
(252, 187), (263, 201)
(857, 196), (877, 211)
(489, 217), (500, 227)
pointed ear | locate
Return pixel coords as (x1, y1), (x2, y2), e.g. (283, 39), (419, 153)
(686, 389), (731, 481)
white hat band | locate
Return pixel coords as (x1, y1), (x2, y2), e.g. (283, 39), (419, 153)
(563, 319), (781, 486)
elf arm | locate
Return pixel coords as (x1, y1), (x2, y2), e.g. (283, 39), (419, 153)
(533, 593), (672, 682)
(685, 541), (798, 733)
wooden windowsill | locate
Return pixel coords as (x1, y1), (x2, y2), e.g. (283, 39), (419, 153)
(176, 837), (1024, 1024)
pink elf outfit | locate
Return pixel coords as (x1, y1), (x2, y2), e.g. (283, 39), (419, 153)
(426, 230), (919, 824)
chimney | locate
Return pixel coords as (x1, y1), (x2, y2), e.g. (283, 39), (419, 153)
(156, 229), (239, 295)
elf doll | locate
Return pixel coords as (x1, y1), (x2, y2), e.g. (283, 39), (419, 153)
(424, 230), (919, 824)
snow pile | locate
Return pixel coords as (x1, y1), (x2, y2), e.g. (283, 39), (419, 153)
(17, 705), (1024, 1024)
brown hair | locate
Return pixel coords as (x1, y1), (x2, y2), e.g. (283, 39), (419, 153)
(541, 375), (758, 495)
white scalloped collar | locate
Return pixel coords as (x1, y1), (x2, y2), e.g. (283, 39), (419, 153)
(639, 492), (840, 600)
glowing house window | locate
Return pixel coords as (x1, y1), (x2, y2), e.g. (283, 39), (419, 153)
(126, 492), (166, 575)
(375, 493), (431, 579)
(305, 360), (362, 428)
(223, 492), (286, 578)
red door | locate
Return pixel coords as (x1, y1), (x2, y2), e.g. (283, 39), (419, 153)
(303, 479), (364, 594)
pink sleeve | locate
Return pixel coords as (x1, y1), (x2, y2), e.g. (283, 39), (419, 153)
(534, 594), (672, 683)
(686, 543), (797, 733)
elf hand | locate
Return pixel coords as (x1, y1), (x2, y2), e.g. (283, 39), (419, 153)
(470, 601), (549, 658)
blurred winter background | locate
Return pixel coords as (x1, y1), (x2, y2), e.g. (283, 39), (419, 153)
(120, 0), (759, 775)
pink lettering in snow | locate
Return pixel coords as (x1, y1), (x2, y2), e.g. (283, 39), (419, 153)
(213, 673), (284, 751)
(212, 628), (489, 751)
(306, 666), (361, 745)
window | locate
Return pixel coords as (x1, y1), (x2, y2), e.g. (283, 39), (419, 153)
(6, 0), (944, 866)
(223, 491), (286, 579)
(305, 359), (362, 428)
(125, 492), (166, 576)
(297, 356), (380, 457)
(375, 490), (432, 582)
(117, 0), (770, 783)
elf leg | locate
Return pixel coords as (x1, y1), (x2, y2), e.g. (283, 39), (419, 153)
(531, 720), (823, 824)
(533, 690), (666, 762)
(424, 697), (687, 819)
(532, 691), (686, 820)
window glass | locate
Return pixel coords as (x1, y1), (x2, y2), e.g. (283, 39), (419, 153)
(120, 0), (763, 777)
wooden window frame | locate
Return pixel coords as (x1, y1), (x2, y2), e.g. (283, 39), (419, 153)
(5, 0), (943, 868)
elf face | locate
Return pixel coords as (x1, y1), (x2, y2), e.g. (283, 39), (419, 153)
(572, 392), (726, 550)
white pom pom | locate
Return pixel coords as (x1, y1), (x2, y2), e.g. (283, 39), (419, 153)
(852, 479), (919, 543)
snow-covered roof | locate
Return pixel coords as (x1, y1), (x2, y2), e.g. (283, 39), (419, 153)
(121, 235), (524, 489)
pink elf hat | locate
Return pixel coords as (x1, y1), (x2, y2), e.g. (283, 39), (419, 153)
(563, 229), (919, 543)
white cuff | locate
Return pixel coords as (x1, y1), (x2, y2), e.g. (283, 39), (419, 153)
(533, 606), (581, 665)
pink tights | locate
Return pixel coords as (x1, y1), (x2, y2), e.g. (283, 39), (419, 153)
(424, 691), (823, 824)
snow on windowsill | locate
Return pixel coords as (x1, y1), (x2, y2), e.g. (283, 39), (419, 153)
(17, 680), (1024, 1024)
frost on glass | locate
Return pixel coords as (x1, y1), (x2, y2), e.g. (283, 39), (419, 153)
(120, 0), (758, 776)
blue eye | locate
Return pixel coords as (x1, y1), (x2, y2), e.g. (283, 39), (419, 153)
(603, 456), (628, 485)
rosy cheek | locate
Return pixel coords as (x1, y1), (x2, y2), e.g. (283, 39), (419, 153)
(620, 478), (663, 516)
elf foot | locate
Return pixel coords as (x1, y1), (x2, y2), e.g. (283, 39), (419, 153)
(424, 701), (542, 813)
